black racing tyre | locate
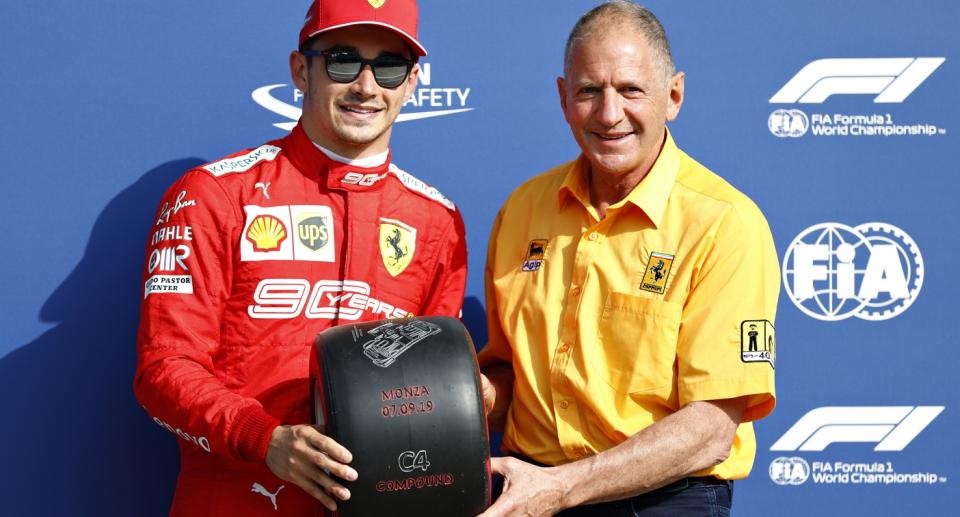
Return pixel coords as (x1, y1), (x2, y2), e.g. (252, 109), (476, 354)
(311, 316), (491, 516)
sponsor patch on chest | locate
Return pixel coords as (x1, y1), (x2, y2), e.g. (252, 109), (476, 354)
(240, 205), (335, 262)
(522, 239), (548, 272)
(639, 251), (675, 294)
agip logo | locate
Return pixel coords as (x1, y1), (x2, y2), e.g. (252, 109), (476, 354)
(252, 63), (473, 131)
(782, 222), (923, 321)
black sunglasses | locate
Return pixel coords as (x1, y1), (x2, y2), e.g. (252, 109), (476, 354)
(301, 48), (414, 89)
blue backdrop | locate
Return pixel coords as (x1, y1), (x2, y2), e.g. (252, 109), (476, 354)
(1, 1), (956, 515)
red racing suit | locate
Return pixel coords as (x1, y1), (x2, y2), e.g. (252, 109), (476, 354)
(134, 123), (467, 515)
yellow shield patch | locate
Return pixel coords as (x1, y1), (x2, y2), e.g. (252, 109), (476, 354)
(380, 218), (416, 276)
(368, 0), (386, 8)
(640, 251), (674, 294)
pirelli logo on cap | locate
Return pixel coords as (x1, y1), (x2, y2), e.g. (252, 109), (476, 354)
(640, 251), (674, 294)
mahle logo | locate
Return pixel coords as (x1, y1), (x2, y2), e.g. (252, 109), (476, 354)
(252, 63), (473, 130)
(782, 222), (923, 321)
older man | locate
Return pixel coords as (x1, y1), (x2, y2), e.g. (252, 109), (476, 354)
(478, 2), (779, 515)
(134, 1), (467, 515)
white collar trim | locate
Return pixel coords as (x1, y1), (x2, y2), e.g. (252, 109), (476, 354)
(312, 141), (389, 168)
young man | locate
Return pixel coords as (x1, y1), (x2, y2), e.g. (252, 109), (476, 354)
(479, 2), (780, 515)
(134, 1), (467, 514)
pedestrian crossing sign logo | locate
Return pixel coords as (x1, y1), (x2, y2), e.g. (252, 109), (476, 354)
(741, 320), (775, 368)
(640, 251), (674, 294)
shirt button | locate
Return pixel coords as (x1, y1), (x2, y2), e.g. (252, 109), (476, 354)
(571, 286), (581, 296)
(586, 232), (599, 241)
(559, 400), (569, 409)
(558, 343), (570, 353)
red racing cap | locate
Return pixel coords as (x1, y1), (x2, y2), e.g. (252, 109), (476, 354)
(299, 0), (427, 57)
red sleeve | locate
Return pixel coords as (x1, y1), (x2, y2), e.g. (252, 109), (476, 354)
(133, 170), (280, 462)
(419, 207), (468, 318)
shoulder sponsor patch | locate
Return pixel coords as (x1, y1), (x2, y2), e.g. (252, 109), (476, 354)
(387, 164), (455, 211)
(241, 205), (335, 262)
(522, 239), (548, 272)
(156, 190), (197, 226)
(741, 320), (776, 368)
(639, 251), (674, 294)
(144, 275), (194, 299)
(203, 145), (281, 177)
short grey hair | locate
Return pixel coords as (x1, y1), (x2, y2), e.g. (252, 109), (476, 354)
(563, 1), (675, 83)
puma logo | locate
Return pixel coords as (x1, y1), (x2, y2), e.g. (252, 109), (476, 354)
(255, 181), (271, 200)
(251, 482), (285, 511)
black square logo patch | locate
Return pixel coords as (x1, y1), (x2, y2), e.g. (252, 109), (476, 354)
(741, 320), (775, 368)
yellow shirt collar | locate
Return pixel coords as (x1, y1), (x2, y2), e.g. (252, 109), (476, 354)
(558, 129), (681, 228)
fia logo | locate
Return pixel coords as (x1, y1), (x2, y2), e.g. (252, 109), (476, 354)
(768, 109), (809, 138)
(769, 457), (810, 486)
(782, 222), (923, 321)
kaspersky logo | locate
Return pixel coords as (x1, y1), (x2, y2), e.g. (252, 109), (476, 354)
(253, 63), (473, 130)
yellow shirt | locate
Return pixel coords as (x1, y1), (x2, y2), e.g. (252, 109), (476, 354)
(478, 131), (779, 480)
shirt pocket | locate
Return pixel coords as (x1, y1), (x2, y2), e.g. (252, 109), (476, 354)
(591, 292), (681, 394)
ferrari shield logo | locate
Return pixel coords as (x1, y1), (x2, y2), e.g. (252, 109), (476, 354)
(380, 218), (416, 276)
(640, 251), (674, 294)
(368, 0), (386, 8)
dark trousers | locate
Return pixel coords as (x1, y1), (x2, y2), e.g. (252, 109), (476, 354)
(494, 455), (734, 517)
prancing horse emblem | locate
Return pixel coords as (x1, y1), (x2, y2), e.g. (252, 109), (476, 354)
(379, 218), (416, 276)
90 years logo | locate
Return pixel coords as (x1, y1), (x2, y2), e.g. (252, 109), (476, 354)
(782, 222), (923, 321)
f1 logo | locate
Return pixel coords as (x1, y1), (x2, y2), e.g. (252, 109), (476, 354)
(770, 58), (944, 103)
(770, 406), (944, 452)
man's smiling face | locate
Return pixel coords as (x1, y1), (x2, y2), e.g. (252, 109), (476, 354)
(292, 25), (418, 158)
(558, 28), (681, 179)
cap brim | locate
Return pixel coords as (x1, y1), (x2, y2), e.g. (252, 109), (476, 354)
(303, 21), (427, 57)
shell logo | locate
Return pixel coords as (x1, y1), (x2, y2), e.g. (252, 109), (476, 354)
(246, 215), (287, 252)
